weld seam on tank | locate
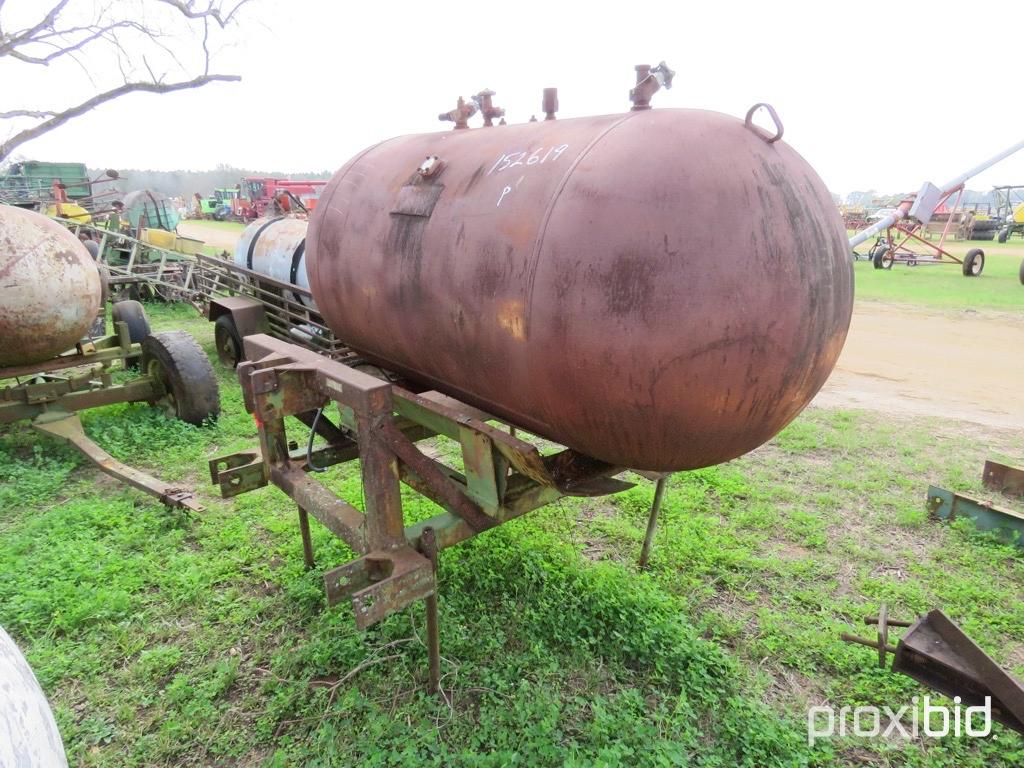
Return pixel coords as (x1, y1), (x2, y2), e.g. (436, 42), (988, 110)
(523, 112), (637, 337)
(246, 216), (285, 269)
(289, 239), (306, 285)
(310, 138), (403, 308)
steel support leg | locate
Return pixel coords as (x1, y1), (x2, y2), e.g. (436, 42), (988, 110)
(421, 527), (441, 695)
(297, 506), (315, 569)
(638, 475), (668, 569)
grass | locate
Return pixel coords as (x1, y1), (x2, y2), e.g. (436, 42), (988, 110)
(850, 233), (1024, 310)
(1, 304), (1023, 766)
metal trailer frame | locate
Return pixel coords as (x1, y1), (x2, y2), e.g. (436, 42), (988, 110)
(57, 217), (351, 364)
(193, 255), (351, 365)
(0, 322), (204, 512)
(210, 334), (670, 692)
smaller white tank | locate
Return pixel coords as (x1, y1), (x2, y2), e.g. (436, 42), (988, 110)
(234, 217), (317, 311)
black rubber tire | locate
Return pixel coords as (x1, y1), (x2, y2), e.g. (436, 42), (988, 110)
(111, 300), (151, 342)
(998, 227), (1010, 244)
(141, 331), (220, 425)
(970, 231), (995, 241)
(962, 248), (985, 277)
(213, 314), (243, 369)
(872, 245), (893, 270)
(1018, 258), (1024, 285)
(96, 263), (110, 305)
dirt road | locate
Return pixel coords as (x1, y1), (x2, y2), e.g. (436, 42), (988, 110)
(814, 303), (1024, 429)
(176, 221), (241, 252)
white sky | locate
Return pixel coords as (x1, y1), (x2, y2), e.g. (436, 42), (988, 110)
(3, 0), (1023, 196)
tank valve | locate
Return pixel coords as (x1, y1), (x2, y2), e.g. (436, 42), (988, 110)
(542, 87), (558, 120)
(438, 96), (477, 130)
(630, 61), (675, 110)
(471, 89), (505, 127)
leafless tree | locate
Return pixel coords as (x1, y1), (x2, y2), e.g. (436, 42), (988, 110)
(0, 0), (251, 162)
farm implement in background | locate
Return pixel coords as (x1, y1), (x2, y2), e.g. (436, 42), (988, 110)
(850, 139), (1024, 276)
(1, 207), (219, 513)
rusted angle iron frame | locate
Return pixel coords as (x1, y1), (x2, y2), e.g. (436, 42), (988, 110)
(0, 323), (163, 424)
(209, 334), (632, 628)
(0, 321), (136, 381)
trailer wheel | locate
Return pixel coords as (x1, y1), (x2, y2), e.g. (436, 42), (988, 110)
(962, 249), (984, 277)
(112, 299), (151, 371)
(214, 314), (244, 369)
(111, 300), (151, 342)
(872, 245), (893, 270)
(998, 226), (1010, 243)
(141, 331), (220, 425)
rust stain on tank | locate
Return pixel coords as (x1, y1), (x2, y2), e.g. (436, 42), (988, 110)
(0, 207), (102, 367)
(307, 108), (854, 471)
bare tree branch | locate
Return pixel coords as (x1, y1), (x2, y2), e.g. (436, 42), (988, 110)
(2, 1), (73, 50)
(0, 0), (248, 161)
(0, 109), (58, 119)
(0, 74), (240, 162)
(153, 0), (253, 29)
(3, 20), (147, 65)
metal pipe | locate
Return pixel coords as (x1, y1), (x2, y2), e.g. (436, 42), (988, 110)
(298, 506), (315, 569)
(840, 632), (898, 656)
(940, 139), (1024, 193)
(638, 475), (668, 569)
(421, 527), (441, 695)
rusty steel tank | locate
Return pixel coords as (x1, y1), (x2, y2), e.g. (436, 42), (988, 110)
(307, 106), (853, 471)
(0, 206), (102, 368)
(235, 217), (317, 310)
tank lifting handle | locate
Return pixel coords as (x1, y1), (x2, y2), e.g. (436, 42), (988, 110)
(744, 103), (784, 144)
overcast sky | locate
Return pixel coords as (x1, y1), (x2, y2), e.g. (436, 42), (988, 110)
(3, 0), (1023, 196)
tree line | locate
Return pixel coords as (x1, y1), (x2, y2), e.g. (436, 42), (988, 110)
(86, 164), (335, 201)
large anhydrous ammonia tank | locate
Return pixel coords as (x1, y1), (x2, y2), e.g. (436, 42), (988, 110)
(0, 206), (102, 367)
(234, 216), (317, 310)
(308, 108), (854, 471)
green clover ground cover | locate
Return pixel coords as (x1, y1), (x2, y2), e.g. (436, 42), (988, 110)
(0, 302), (1021, 766)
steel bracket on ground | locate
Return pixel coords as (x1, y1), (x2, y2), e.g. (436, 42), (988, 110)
(927, 485), (1024, 548)
(843, 606), (1024, 734)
